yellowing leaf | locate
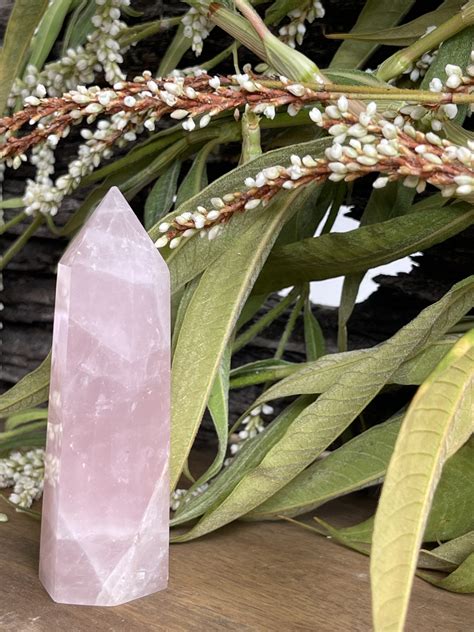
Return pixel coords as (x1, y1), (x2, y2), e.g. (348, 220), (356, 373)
(371, 329), (474, 632)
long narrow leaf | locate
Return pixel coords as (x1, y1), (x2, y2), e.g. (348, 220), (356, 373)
(253, 335), (460, 404)
(172, 277), (474, 540)
(0, 354), (51, 416)
(246, 412), (403, 520)
(330, 0), (415, 68)
(149, 138), (332, 294)
(0, 0), (49, 114)
(170, 188), (306, 488)
(371, 330), (474, 632)
(255, 204), (474, 293)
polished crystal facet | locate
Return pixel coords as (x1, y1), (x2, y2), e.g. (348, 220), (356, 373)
(39, 187), (170, 606)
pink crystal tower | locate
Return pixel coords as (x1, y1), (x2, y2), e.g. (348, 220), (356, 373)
(39, 187), (170, 606)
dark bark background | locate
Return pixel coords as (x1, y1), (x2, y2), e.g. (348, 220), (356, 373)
(1, 0), (471, 408)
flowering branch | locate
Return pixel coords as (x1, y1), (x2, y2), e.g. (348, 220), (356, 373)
(155, 95), (474, 248)
(0, 62), (472, 218)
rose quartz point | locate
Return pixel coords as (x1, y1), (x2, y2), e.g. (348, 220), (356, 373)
(39, 187), (170, 606)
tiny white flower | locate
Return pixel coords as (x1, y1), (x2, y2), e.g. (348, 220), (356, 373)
(208, 225), (221, 240)
(441, 103), (458, 119)
(182, 118), (196, 131)
(337, 95), (348, 112)
(287, 84), (305, 97)
(170, 109), (189, 120)
(373, 176), (389, 189)
(309, 107), (322, 124)
(24, 96), (40, 106)
(429, 77), (443, 92)
(244, 198), (261, 210)
(456, 184), (472, 195)
(207, 210), (221, 221)
(325, 105), (341, 119)
(263, 104), (276, 119)
(169, 237), (182, 249)
(446, 74), (462, 89)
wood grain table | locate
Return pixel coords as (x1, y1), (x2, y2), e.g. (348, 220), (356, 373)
(0, 492), (472, 632)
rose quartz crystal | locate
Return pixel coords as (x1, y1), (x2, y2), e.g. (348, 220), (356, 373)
(39, 187), (170, 606)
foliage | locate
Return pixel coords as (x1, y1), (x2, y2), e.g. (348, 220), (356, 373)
(1, 1), (473, 629)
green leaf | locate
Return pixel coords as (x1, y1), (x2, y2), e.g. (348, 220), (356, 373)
(170, 188), (306, 489)
(265, 0), (304, 24)
(424, 437), (474, 541)
(4, 408), (48, 431)
(420, 553), (474, 593)
(0, 354), (50, 417)
(0, 421), (47, 455)
(327, 0), (464, 46)
(62, 0), (96, 51)
(171, 277), (474, 541)
(246, 412), (403, 521)
(323, 437), (474, 545)
(274, 289), (305, 360)
(84, 125), (187, 184)
(371, 329), (474, 632)
(295, 524), (474, 574)
(329, 0), (416, 68)
(158, 24), (192, 76)
(122, 139), (190, 201)
(144, 161), (181, 230)
(28, 0), (75, 70)
(255, 203), (474, 294)
(337, 182), (414, 351)
(421, 25), (474, 124)
(253, 335), (460, 404)
(0, 197), (24, 209)
(171, 397), (314, 528)
(229, 359), (296, 389)
(233, 287), (299, 354)
(303, 294), (325, 361)
(419, 531), (474, 571)
(191, 342), (231, 489)
(149, 138), (332, 295)
(236, 292), (269, 330)
(0, 0), (49, 114)
(171, 276), (200, 356)
(174, 141), (216, 208)
(119, 17), (183, 49)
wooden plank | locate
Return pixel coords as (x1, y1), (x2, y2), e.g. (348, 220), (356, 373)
(0, 493), (471, 631)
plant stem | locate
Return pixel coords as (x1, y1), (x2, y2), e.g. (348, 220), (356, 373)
(119, 16), (182, 47)
(209, 2), (322, 82)
(1, 215), (44, 271)
(235, 0), (269, 41)
(257, 78), (474, 103)
(377, 1), (474, 81)
(274, 289), (305, 360)
(240, 108), (262, 164)
(229, 363), (300, 389)
(233, 287), (299, 353)
(0, 210), (27, 235)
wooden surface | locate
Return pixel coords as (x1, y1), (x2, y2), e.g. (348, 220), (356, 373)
(0, 493), (472, 631)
